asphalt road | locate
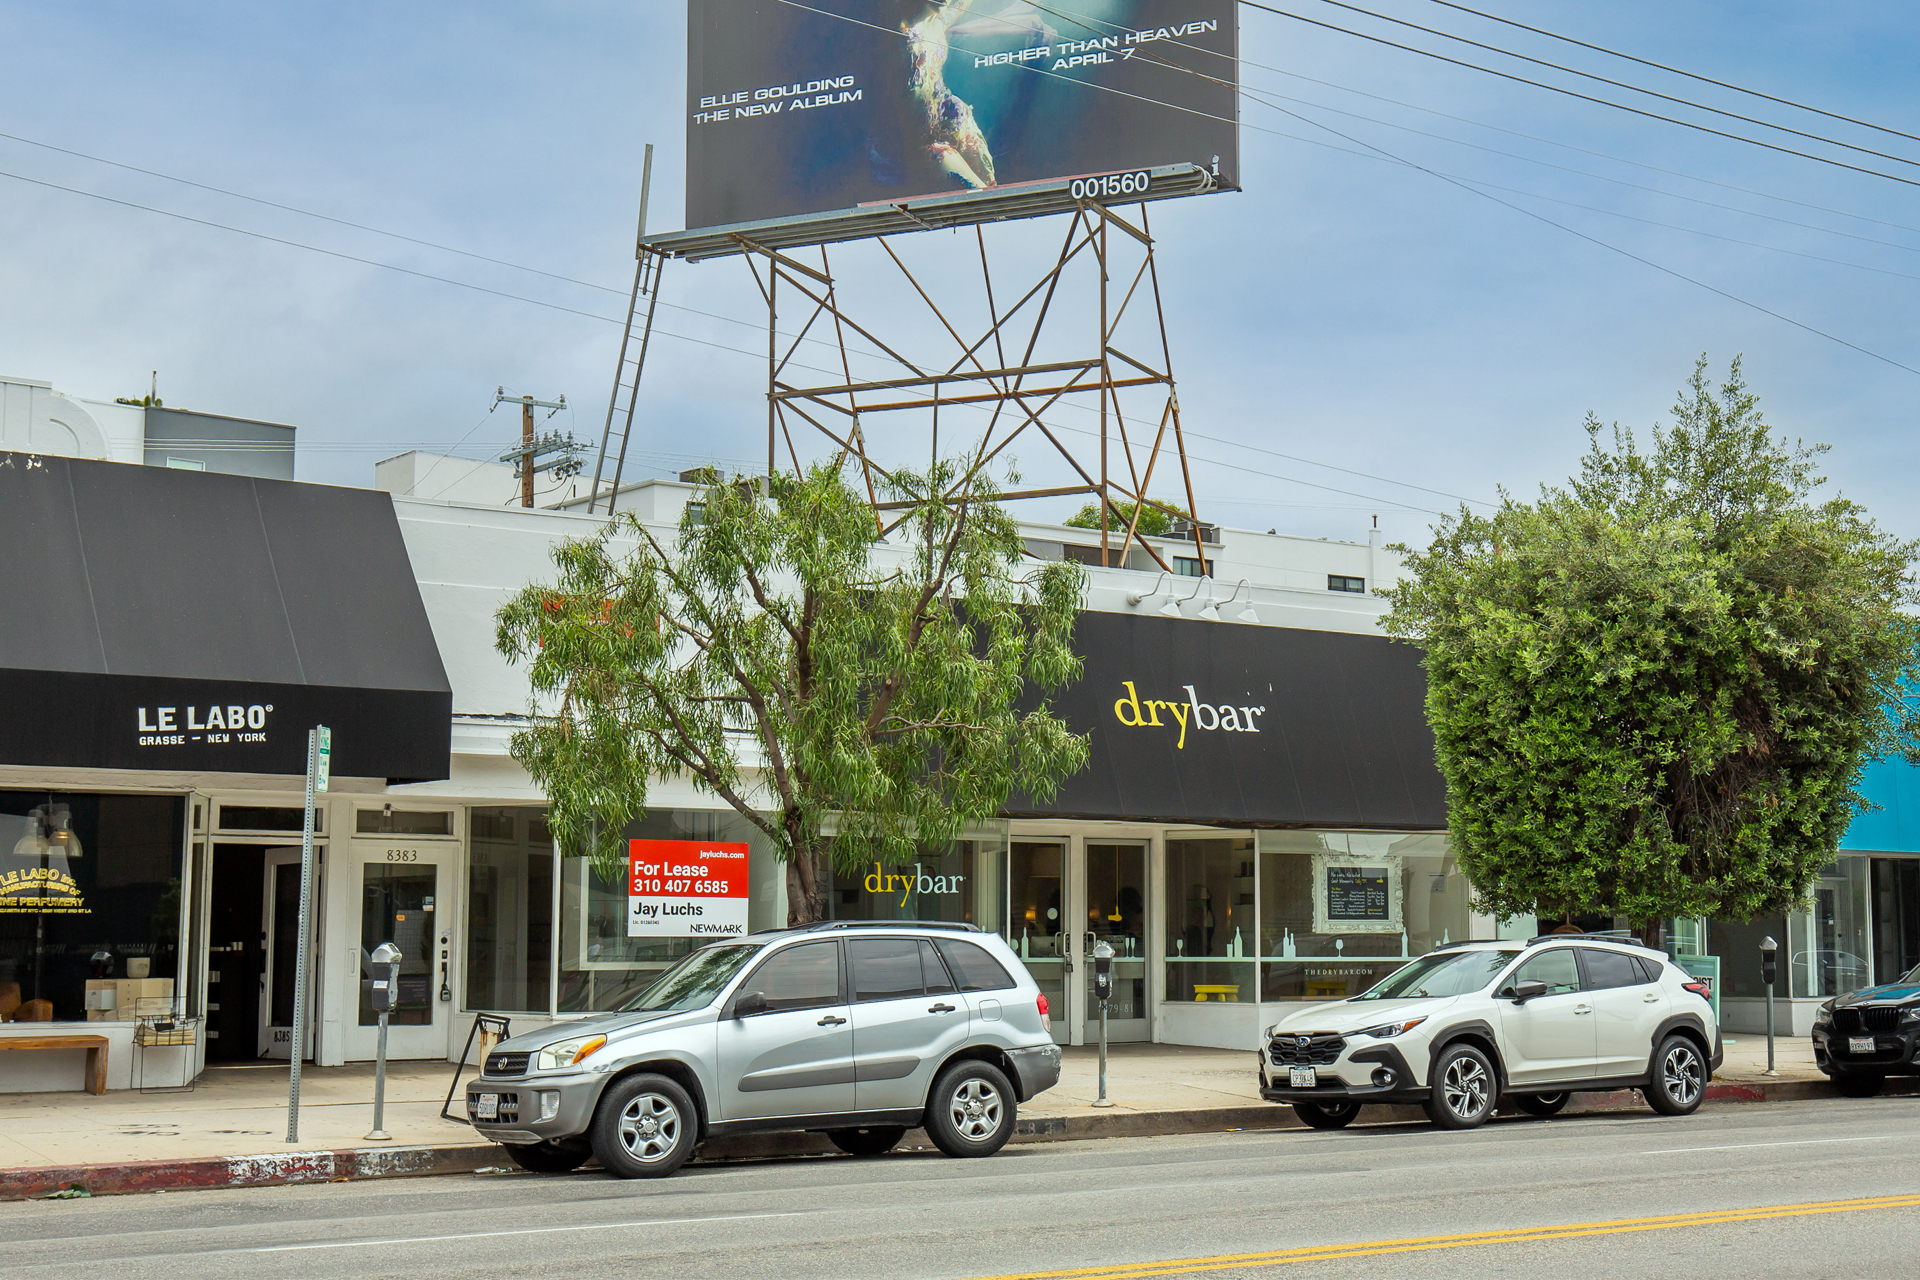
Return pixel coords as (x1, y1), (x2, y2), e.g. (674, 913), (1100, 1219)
(5, 1097), (1919, 1279)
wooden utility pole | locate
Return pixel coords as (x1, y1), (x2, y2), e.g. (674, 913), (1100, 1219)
(520, 398), (535, 507)
(492, 388), (571, 507)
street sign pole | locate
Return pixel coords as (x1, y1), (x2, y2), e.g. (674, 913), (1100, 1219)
(287, 726), (330, 1143)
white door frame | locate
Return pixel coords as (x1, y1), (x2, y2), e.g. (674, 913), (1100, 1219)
(344, 836), (461, 1061)
(259, 845), (321, 1060)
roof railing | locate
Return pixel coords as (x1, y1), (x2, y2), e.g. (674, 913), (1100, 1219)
(774, 919), (983, 935)
(1525, 930), (1659, 951)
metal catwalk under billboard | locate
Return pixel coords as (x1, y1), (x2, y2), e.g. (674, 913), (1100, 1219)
(685, 0), (1239, 233)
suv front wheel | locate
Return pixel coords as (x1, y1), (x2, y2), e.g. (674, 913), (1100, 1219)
(926, 1060), (1017, 1157)
(1425, 1042), (1497, 1129)
(589, 1073), (697, 1178)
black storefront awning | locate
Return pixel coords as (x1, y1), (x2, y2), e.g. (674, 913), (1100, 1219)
(0, 451), (451, 783)
(1011, 610), (1445, 829)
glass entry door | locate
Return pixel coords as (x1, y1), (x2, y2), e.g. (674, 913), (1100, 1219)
(347, 838), (459, 1060)
(260, 847), (319, 1060)
(1008, 841), (1070, 1044)
(1084, 843), (1150, 1042)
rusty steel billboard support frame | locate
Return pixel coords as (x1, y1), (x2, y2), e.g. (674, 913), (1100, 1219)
(729, 198), (1208, 572)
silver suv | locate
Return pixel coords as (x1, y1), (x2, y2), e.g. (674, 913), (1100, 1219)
(1258, 934), (1721, 1130)
(466, 921), (1062, 1177)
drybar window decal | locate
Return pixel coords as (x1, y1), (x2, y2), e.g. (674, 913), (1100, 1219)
(1010, 611), (1446, 828)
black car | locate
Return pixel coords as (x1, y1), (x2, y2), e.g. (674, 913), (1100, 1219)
(1813, 969), (1920, 1096)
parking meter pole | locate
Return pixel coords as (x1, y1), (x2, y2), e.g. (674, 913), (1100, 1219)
(365, 942), (401, 1139)
(1760, 935), (1779, 1077)
(367, 1010), (391, 1141)
(1092, 939), (1114, 1108)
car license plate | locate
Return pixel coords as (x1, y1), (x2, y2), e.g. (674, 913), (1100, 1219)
(1289, 1066), (1317, 1088)
(1850, 1036), (1876, 1055)
(475, 1093), (499, 1119)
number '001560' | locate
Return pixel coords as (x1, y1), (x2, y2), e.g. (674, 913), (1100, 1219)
(1070, 171), (1151, 201)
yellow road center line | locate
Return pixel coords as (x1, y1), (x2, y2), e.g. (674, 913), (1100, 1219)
(958, 1193), (1920, 1280)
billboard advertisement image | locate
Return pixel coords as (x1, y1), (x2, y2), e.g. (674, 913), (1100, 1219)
(685, 0), (1239, 233)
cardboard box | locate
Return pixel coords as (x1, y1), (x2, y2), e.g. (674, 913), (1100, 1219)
(83, 978), (175, 1021)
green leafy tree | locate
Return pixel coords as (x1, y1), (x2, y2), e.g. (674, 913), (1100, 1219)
(495, 460), (1089, 924)
(1383, 357), (1920, 930)
(1062, 499), (1184, 539)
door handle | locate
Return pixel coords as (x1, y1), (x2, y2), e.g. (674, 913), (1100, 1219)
(1574, 1005), (1592, 1015)
(928, 1003), (956, 1014)
(817, 1014), (847, 1026)
(1643, 994), (1661, 1003)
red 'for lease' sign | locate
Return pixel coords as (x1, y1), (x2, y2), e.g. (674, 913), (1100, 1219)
(627, 839), (750, 938)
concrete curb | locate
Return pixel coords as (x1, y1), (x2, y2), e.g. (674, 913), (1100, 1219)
(0, 1143), (499, 1202)
(7, 1074), (1915, 1200)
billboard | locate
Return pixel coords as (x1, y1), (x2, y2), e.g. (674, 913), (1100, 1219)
(685, 0), (1239, 234)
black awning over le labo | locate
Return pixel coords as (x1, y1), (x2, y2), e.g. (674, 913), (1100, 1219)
(0, 451), (451, 783)
(1010, 609), (1445, 829)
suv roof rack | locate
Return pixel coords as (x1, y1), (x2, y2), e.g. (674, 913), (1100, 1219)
(1430, 938), (1515, 950)
(790, 920), (982, 934)
(1526, 930), (1658, 951)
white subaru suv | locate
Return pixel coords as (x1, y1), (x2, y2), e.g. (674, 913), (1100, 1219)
(1258, 934), (1720, 1130)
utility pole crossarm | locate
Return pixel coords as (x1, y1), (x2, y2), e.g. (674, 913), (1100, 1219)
(492, 387), (575, 508)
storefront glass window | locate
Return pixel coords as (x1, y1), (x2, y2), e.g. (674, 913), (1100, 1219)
(558, 809), (783, 1013)
(465, 807), (553, 1013)
(1710, 914), (1788, 999)
(1165, 837), (1256, 1002)
(1256, 831), (1468, 1002)
(822, 823), (1006, 932)
(1792, 856), (1871, 999)
(0, 792), (188, 1023)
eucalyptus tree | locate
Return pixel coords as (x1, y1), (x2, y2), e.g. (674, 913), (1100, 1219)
(496, 459), (1088, 924)
(1383, 358), (1920, 931)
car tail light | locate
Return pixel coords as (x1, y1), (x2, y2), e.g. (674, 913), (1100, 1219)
(1037, 992), (1050, 1033)
(1682, 979), (1713, 1001)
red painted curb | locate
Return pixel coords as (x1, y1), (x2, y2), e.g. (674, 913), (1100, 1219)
(0, 1143), (496, 1202)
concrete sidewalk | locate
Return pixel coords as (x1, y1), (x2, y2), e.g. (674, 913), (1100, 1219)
(0, 1034), (1880, 1200)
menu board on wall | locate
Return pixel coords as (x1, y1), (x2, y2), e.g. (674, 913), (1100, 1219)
(1312, 853), (1403, 935)
(1325, 866), (1391, 922)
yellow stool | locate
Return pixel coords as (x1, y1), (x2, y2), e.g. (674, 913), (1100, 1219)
(1191, 984), (1241, 1002)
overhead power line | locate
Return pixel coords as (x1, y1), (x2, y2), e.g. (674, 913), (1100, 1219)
(1300, 0), (1920, 171)
(1029, 0), (1920, 242)
(1423, 0), (1920, 147)
(1238, 0), (1920, 191)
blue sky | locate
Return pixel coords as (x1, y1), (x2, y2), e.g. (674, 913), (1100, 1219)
(3, 1), (1918, 549)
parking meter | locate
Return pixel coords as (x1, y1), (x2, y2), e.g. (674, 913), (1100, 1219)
(1091, 939), (1115, 1108)
(368, 942), (402, 1013)
(1760, 935), (1779, 1077)
(365, 943), (401, 1141)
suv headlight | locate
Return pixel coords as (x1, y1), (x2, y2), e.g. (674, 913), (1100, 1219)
(1356, 1017), (1427, 1039)
(534, 1034), (607, 1070)
(1814, 1004), (1834, 1028)
(1902, 1006), (1920, 1024)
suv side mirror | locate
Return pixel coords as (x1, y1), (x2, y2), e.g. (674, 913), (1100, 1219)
(733, 992), (767, 1019)
(1508, 980), (1549, 1003)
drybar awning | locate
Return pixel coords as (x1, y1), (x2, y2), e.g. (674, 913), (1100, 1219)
(0, 451), (451, 783)
(1010, 610), (1445, 829)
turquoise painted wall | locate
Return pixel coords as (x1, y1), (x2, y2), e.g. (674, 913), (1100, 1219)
(1842, 756), (1920, 854)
